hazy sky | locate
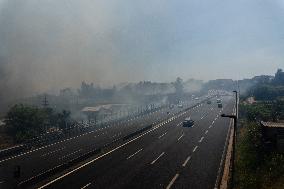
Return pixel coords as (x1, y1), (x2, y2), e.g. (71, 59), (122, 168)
(0, 0), (284, 96)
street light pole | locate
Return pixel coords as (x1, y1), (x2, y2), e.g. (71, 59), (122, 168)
(233, 90), (238, 119)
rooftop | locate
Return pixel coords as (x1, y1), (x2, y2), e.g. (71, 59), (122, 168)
(81, 104), (130, 112)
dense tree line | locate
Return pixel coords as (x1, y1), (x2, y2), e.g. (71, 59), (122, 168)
(246, 68), (284, 101)
(240, 99), (284, 122)
(4, 104), (71, 142)
(273, 68), (284, 85)
(250, 85), (284, 101)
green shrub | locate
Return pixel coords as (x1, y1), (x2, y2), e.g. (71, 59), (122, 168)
(235, 121), (284, 189)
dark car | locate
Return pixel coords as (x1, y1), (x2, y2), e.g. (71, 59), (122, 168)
(183, 117), (194, 127)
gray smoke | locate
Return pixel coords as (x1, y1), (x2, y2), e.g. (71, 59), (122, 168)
(0, 0), (151, 111)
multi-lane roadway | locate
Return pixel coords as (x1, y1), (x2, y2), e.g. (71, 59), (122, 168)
(0, 96), (234, 189)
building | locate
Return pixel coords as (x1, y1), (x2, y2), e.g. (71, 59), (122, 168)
(261, 121), (284, 152)
(81, 105), (112, 122)
(81, 104), (130, 122)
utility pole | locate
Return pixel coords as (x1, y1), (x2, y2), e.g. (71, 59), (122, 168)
(42, 94), (49, 108)
(41, 94), (49, 132)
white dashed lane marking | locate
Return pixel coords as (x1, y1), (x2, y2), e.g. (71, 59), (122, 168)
(126, 148), (143, 160)
(158, 132), (167, 139)
(177, 134), (184, 141)
(81, 183), (91, 189)
(59, 149), (82, 160)
(182, 156), (191, 167)
(151, 152), (165, 164)
(166, 174), (179, 189)
(41, 147), (66, 157)
(193, 146), (198, 152)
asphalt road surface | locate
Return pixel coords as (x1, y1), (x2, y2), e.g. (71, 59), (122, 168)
(0, 95), (234, 189)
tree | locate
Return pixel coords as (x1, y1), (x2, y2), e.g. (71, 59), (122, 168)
(273, 68), (284, 85)
(57, 110), (71, 130)
(271, 99), (284, 121)
(4, 104), (72, 142)
(173, 77), (184, 95)
(5, 104), (46, 142)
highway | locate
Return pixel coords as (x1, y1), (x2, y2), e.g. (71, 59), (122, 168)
(0, 96), (207, 188)
(0, 95), (234, 189)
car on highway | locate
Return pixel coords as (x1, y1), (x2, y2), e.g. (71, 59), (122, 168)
(183, 117), (194, 127)
(218, 103), (223, 108)
(217, 98), (222, 103)
(177, 104), (183, 108)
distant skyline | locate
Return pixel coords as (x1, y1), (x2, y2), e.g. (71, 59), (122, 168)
(0, 0), (284, 97)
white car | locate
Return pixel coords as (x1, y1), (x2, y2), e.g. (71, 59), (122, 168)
(178, 104), (183, 108)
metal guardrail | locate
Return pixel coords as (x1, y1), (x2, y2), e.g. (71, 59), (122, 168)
(0, 145), (26, 159)
(0, 107), (165, 160)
